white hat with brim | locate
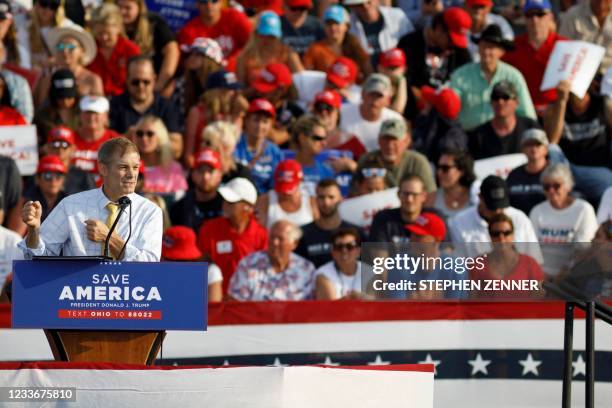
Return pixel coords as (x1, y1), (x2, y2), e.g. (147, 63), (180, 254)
(79, 95), (109, 113)
(218, 178), (258, 206)
(47, 26), (97, 66)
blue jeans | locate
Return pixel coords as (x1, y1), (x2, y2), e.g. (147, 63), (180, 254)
(548, 144), (612, 203)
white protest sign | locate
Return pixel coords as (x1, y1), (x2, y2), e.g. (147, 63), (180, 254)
(339, 187), (400, 228)
(0, 125), (38, 175)
(474, 153), (527, 180)
(540, 41), (605, 99)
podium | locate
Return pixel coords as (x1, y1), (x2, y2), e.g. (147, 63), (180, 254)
(11, 259), (207, 365)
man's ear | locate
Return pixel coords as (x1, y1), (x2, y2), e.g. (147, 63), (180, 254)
(98, 162), (109, 178)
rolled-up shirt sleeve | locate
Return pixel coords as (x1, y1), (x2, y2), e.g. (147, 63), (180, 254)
(18, 200), (69, 259)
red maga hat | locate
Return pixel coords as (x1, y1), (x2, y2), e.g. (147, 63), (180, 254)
(405, 212), (446, 242)
(379, 48), (406, 69)
(252, 63), (293, 94)
(47, 126), (75, 145)
(326, 57), (358, 89)
(274, 159), (303, 194)
(421, 86), (461, 121)
(162, 226), (202, 261)
(37, 155), (67, 174)
(248, 98), (277, 118)
(193, 148), (222, 170)
(443, 7), (472, 49)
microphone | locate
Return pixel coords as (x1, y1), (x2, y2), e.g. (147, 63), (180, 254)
(103, 196), (131, 259)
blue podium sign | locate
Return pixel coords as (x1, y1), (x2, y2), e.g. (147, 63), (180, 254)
(12, 260), (207, 331)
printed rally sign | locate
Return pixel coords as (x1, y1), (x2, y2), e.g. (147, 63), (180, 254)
(145, 0), (198, 32)
(474, 153), (527, 180)
(540, 41), (605, 99)
(339, 188), (400, 228)
(12, 260), (207, 330)
(0, 125), (38, 175)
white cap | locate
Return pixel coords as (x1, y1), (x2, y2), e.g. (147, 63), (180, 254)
(79, 95), (109, 113)
(218, 177), (258, 205)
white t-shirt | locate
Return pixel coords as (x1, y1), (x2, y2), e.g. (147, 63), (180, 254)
(208, 263), (223, 285)
(0, 226), (23, 288)
(315, 261), (369, 299)
(448, 205), (542, 261)
(529, 198), (599, 243)
(339, 103), (403, 152)
(597, 186), (612, 224)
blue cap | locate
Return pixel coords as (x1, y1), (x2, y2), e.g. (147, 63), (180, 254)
(323, 5), (348, 24)
(205, 70), (242, 90)
(524, 0), (552, 12)
(257, 11), (282, 38)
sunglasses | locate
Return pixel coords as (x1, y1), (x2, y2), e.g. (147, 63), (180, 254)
(526, 11), (547, 18)
(332, 242), (359, 251)
(490, 229), (513, 238)
(314, 103), (334, 114)
(436, 164), (456, 173)
(130, 79), (152, 87)
(491, 94), (512, 101)
(41, 172), (65, 181)
(136, 130), (155, 138)
(309, 134), (327, 142)
(543, 182), (562, 191)
(50, 141), (70, 149)
(56, 43), (78, 52)
(289, 6), (308, 12)
(361, 168), (387, 178)
(198, 0), (219, 3)
(399, 190), (422, 198)
(37, 0), (60, 10)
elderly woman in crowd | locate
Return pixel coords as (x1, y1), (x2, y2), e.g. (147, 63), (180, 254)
(133, 115), (187, 196)
(229, 219), (316, 301)
(428, 149), (476, 218)
(529, 163), (599, 244)
(200, 120), (251, 183)
(303, 5), (371, 79)
(315, 227), (366, 300)
(117, 0), (179, 97)
(87, 3), (140, 96)
(34, 26), (102, 106)
(471, 213), (545, 299)
(257, 159), (319, 229)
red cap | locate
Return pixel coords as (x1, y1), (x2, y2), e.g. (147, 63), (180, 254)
(314, 89), (342, 109)
(248, 98), (276, 118)
(162, 226), (202, 261)
(139, 159), (145, 175)
(252, 63), (293, 94)
(466, 0), (492, 7)
(274, 159), (303, 194)
(443, 7), (472, 49)
(326, 57), (358, 89)
(286, 0), (312, 8)
(47, 126), (75, 145)
(194, 148), (222, 170)
(405, 212), (446, 242)
(37, 155), (67, 174)
(421, 86), (461, 121)
(379, 48), (406, 69)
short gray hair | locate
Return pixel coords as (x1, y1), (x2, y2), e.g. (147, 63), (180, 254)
(541, 162), (574, 190)
(271, 219), (303, 243)
(98, 137), (139, 165)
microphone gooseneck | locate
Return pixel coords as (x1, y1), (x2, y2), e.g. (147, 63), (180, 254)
(103, 196), (131, 259)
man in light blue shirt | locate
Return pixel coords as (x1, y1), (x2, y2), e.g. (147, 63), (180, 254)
(450, 23), (536, 131)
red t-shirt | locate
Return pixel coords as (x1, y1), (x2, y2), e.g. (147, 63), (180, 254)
(72, 129), (120, 174)
(198, 216), (268, 294)
(0, 106), (26, 125)
(471, 253), (545, 299)
(503, 32), (568, 114)
(238, 0), (283, 15)
(87, 36), (141, 97)
(177, 9), (253, 72)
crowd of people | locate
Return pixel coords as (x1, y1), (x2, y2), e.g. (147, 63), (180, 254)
(0, 0), (610, 303)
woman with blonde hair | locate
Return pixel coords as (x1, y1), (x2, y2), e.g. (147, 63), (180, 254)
(17, 0), (79, 70)
(87, 3), (140, 96)
(200, 120), (252, 183)
(116, 0), (179, 97)
(236, 11), (302, 86)
(133, 115), (187, 195)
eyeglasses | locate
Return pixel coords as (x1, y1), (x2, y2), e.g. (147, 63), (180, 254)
(490, 229), (513, 238)
(41, 172), (65, 181)
(309, 134), (327, 142)
(37, 0), (60, 10)
(135, 130), (155, 138)
(543, 182), (562, 191)
(436, 164), (457, 173)
(56, 43), (78, 52)
(50, 141), (70, 149)
(130, 79), (152, 87)
(491, 94), (512, 101)
(399, 190), (422, 198)
(332, 242), (359, 251)
(198, 0), (219, 4)
(361, 168), (387, 178)
(525, 11), (547, 19)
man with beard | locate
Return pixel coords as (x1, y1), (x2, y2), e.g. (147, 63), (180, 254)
(295, 179), (363, 268)
(170, 149), (224, 232)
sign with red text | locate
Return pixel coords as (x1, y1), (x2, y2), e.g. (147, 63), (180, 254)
(0, 125), (38, 175)
(11, 260), (207, 330)
(540, 41), (605, 99)
(339, 188), (400, 228)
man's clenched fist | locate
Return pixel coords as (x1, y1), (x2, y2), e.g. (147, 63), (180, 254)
(22, 201), (42, 229)
(85, 219), (110, 243)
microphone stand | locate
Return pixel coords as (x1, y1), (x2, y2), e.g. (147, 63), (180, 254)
(103, 197), (131, 259)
